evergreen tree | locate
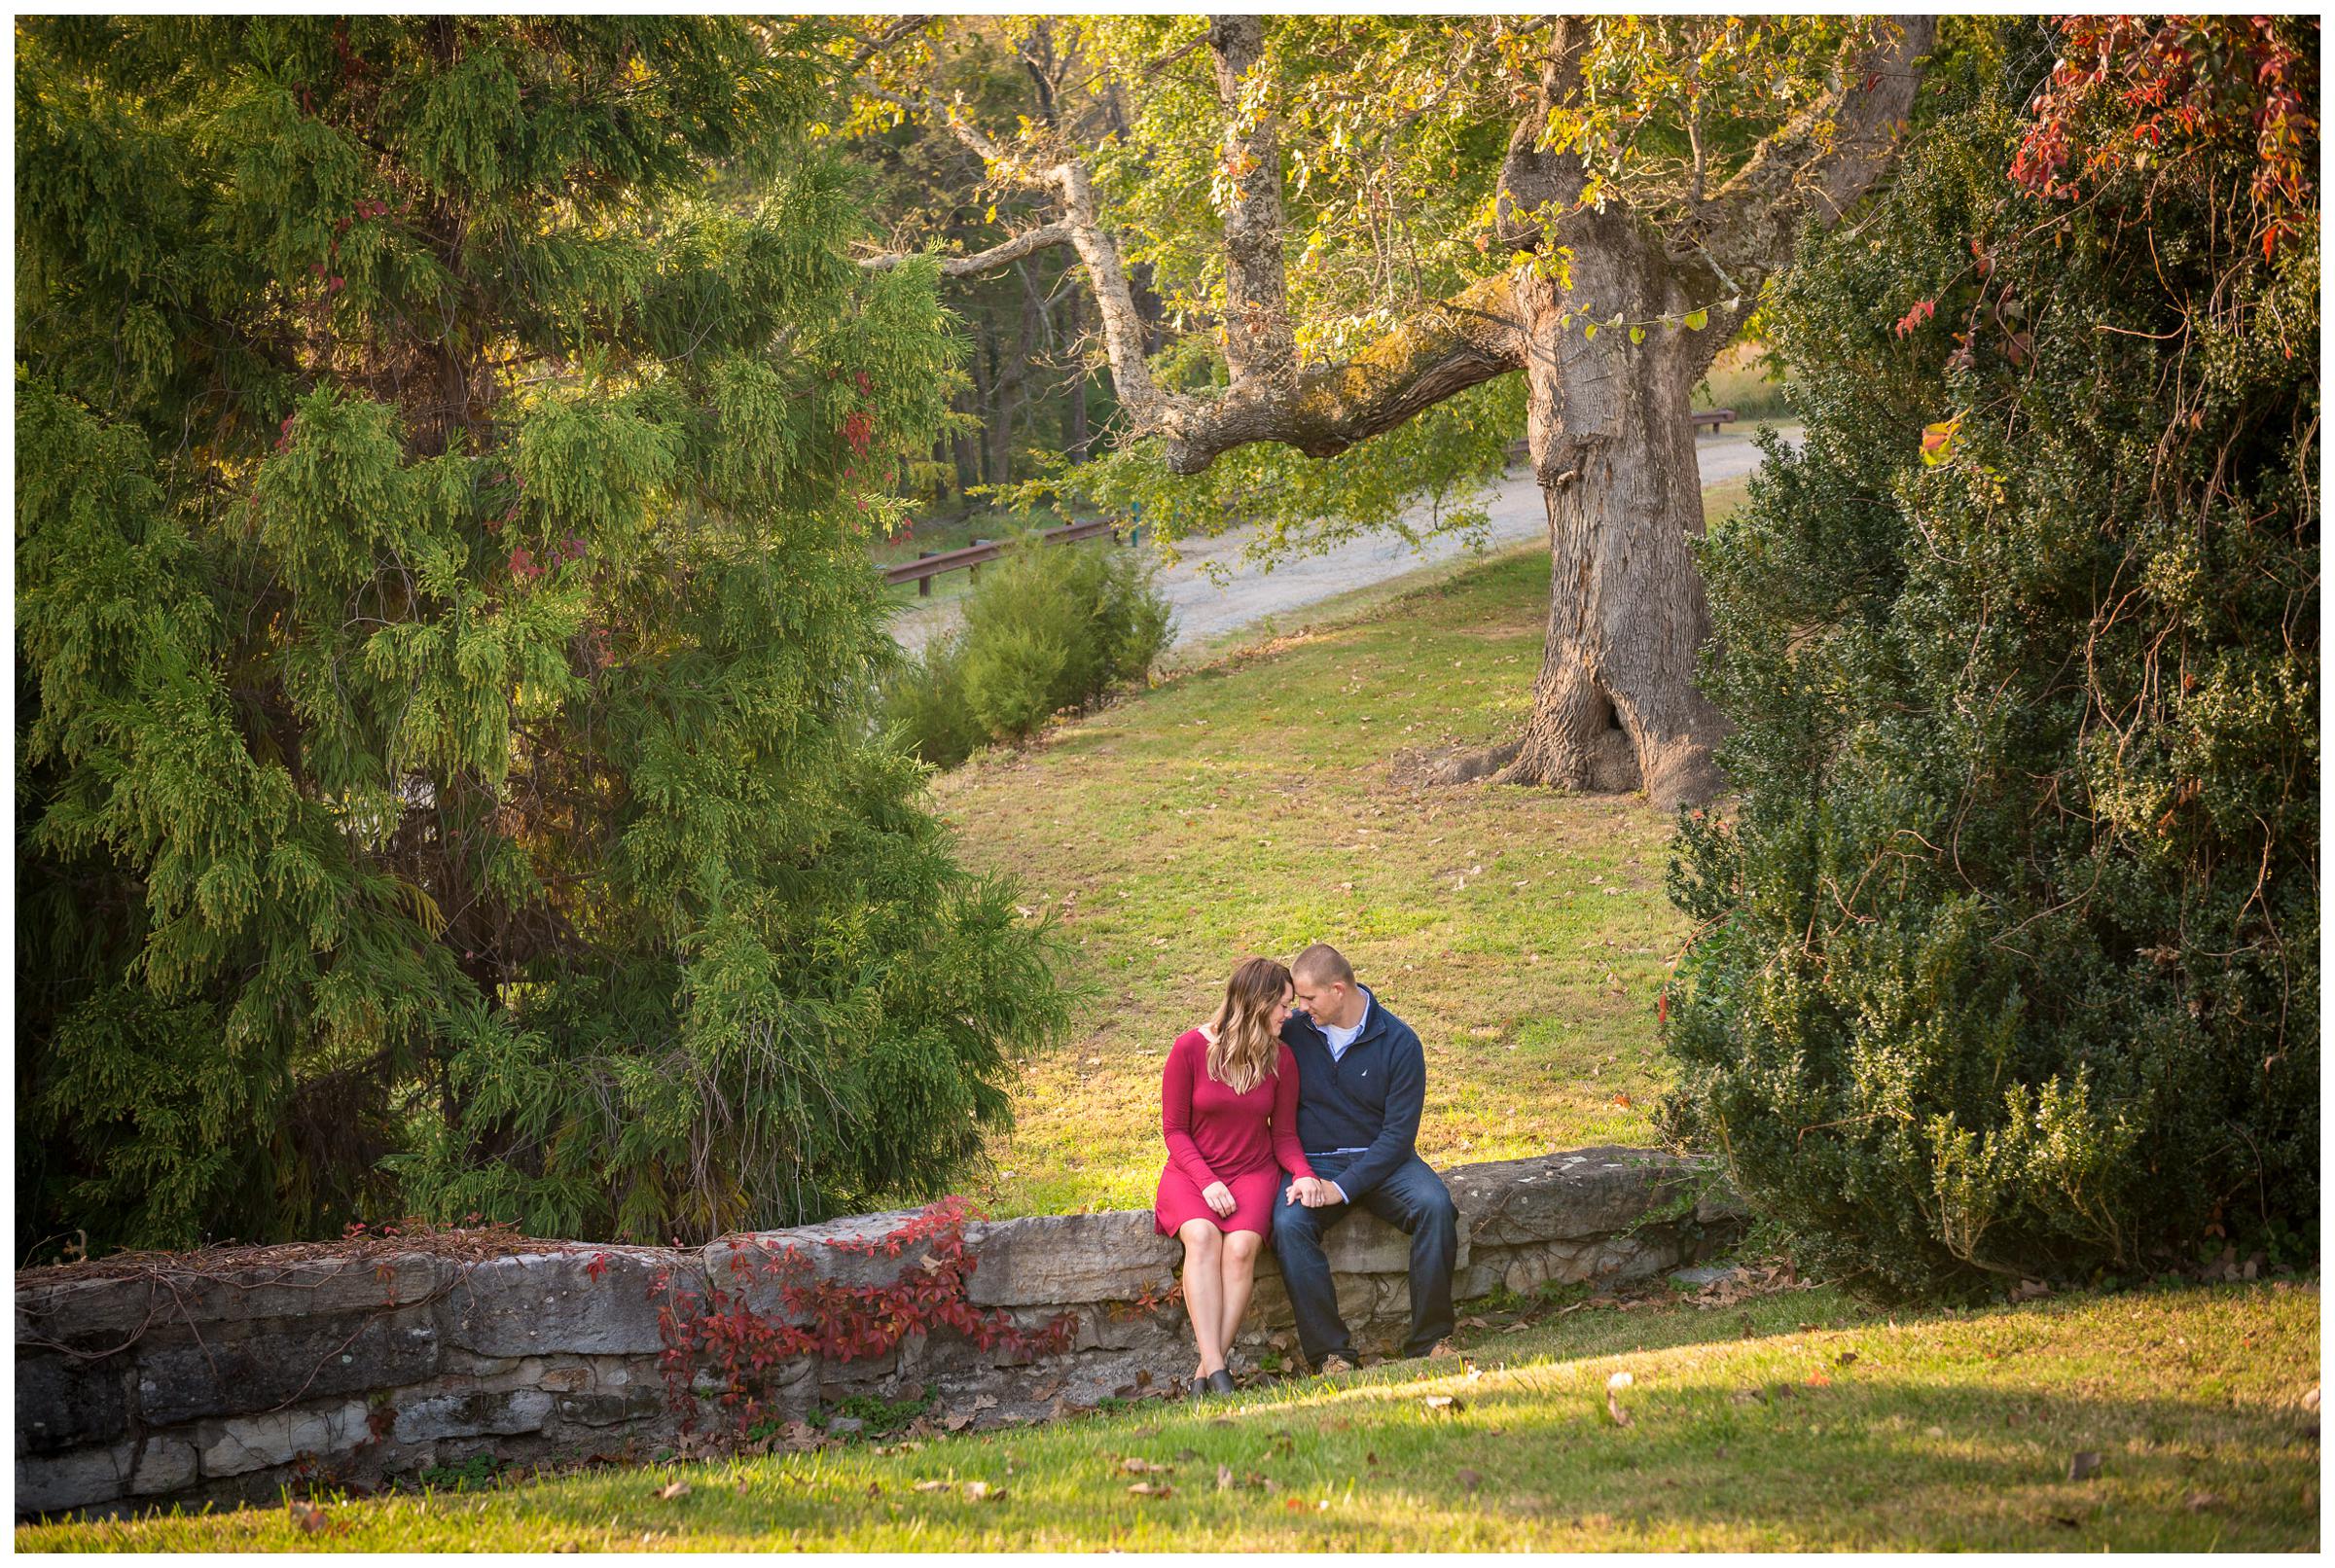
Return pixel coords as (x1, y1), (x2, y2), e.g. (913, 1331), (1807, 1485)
(17, 17), (1064, 1256)
(1664, 19), (2317, 1297)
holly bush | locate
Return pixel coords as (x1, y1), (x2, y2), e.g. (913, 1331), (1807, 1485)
(1664, 20), (2317, 1298)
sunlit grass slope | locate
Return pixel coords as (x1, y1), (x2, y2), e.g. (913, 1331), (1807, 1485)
(927, 481), (1752, 1219)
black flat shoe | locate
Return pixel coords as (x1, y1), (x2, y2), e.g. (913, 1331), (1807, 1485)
(1206, 1369), (1238, 1396)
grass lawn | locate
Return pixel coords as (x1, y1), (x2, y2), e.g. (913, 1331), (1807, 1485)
(916, 479), (1753, 1220)
(26, 1279), (2317, 1550)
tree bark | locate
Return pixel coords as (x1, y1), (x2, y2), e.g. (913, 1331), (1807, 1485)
(1508, 288), (1728, 808)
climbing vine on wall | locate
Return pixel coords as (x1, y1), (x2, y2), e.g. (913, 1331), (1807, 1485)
(649, 1198), (1077, 1437)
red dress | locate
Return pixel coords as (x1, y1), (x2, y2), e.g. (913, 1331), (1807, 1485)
(1154, 1030), (1316, 1238)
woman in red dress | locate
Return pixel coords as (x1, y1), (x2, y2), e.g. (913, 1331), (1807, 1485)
(1156, 956), (1332, 1397)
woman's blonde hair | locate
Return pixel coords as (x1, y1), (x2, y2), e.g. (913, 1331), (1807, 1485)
(1205, 956), (1292, 1095)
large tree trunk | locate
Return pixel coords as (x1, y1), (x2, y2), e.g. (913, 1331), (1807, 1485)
(1497, 229), (1730, 811)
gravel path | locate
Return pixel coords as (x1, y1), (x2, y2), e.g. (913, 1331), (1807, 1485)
(890, 427), (1796, 657)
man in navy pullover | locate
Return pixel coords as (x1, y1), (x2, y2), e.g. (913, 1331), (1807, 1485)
(1273, 943), (1457, 1372)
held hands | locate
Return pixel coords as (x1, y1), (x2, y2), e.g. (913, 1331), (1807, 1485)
(1201, 1181), (1238, 1219)
(1282, 1176), (1340, 1208)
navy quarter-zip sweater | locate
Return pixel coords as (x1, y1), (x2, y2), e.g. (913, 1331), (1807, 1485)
(1277, 986), (1426, 1204)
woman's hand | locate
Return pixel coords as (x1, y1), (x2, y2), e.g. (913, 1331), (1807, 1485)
(1284, 1176), (1338, 1208)
(1202, 1181), (1237, 1218)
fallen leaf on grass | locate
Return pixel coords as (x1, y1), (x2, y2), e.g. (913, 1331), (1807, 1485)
(656, 1480), (691, 1502)
(2305, 1385), (2321, 1413)
(1120, 1457), (1173, 1475)
(1835, 1351), (1858, 1367)
(1365, 1451), (1379, 1466)
(961, 1480), (1004, 1503)
(1459, 1316), (1489, 1330)
(914, 1479), (955, 1493)
(1218, 1464), (1234, 1491)
(2051, 1515), (2081, 1530)
(1422, 1395), (1459, 1413)
(553, 1544), (579, 1553)
(1457, 1469), (1483, 1494)
(1606, 1392), (1634, 1427)
(1128, 1481), (1174, 1498)
(2185, 1491), (2223, 1512)
(1806, 1372), (1832, 1387)
(288, 1501), (331, 1535)
(1173, 1447), (1202, 1461)
(2067, 1451), (2103, 1481)
(1501, 1320), (1531, 1334)
(945, 1413), (974, 1432)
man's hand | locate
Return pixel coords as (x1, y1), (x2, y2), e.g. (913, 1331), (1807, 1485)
(1202, 1181), (1237, 1218)
(1283, 1176), (1343, 1208)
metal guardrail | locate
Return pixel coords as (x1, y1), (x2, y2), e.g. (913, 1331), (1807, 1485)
(881, 517), (1125, 595)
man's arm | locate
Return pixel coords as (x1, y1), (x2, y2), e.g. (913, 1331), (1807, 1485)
(1321, 1026), (1425, 1204)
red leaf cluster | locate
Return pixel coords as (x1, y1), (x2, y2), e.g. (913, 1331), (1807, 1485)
(643, 1198), (1076, 1439)
(2011, 16), (2317, 258)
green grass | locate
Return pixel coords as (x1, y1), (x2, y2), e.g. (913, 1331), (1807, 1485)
(1695, 339), (1795, 424)
(25, 1280), (2317, 1550)
(916, 481), (1757, 1221)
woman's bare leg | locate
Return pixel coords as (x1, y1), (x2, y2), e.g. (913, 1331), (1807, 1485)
(1177, 1220), (1228, 1377)
(1217, 1229), (1263, 1367)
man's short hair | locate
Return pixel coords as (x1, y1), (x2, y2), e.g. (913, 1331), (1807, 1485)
(1292, 943), (1355, 987)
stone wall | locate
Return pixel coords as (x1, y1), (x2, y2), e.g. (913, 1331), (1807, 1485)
(16, 1146), (1739, 1519)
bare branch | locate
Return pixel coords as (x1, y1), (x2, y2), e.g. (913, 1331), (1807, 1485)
(859, 222), (1074, 277)
(859, 22), (1528, 477)
(843, 15), (933, 73)
(1143, 36), (1205, 79)
(1680, 16), (1940, 291)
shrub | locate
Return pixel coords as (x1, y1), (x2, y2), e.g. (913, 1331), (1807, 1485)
(887, 536), (1172, 766)
(1663, 20), (2317, 1300)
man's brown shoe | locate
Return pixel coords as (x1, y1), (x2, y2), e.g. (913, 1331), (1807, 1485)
(1317, 1354), (1357, 1377)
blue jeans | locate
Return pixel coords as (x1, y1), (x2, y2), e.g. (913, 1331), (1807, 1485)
(1270, 1153), (1457, 1366)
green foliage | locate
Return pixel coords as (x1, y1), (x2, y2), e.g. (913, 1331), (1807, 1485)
(17, 17), (1067, 1257)
(809, 1385), (939, 1442)
(884, 538), (1172, 768)
(412, 1453), (509, 1493)
(1663, 42), (2318, 1299)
